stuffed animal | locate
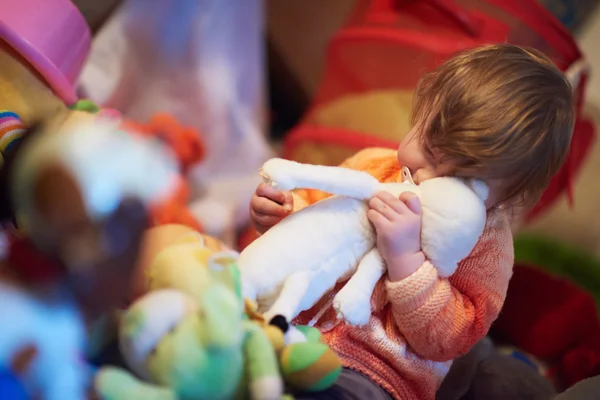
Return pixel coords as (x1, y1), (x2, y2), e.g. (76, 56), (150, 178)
(94, 239), (284, 400)
(238, 158), (488, 326)
(129, 224), (233, 302)
(244, 299), (342, 393)
(141, 224), (342, 389)
(74, 105), (213, 236)
(0, 116), (178, 399)
(75, 104), (209, 233)
(0, 1), (211, 240)
(142, 228), (242, 303)
(116, 223), (341, 397)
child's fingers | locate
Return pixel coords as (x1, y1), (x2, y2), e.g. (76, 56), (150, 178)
(373, 192), (409, 217)
(368, 196), (399, 221)
(251, 196), (290, 217)
(251, 210), (284, 228)
(367, 208), (391, 230)
(256, 183), (286, 204)
(399, 192), (422, 215)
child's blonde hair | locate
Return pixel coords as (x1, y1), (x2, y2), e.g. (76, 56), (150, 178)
(413, 43), (575, 208)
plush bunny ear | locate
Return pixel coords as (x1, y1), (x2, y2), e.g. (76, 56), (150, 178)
(469, 179), (489, 202)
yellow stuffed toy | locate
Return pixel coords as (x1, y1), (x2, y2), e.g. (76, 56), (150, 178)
(138, 224), (342, 393)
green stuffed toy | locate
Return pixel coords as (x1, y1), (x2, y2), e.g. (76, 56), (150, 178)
(94, 229), (341, 399)
(244, 300), (342, 392)
(142, 228), (341, 393)
(142, 229), (342, 394)
(93, 239), (284, 400)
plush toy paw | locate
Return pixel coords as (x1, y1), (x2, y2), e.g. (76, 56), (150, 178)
(249, 376), (284, 400)
(94, 367), (176, 400)
(258, 158), (298, 191)
(333, 290), (371, 326)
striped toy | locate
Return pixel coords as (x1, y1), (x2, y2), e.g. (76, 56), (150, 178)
(0, 110), (25, 167)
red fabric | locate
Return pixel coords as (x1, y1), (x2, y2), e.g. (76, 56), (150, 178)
(283, 0), (596, 220)
(491, 264), (600, 389)
(6, 233), (65, 284)
(492, 265), (598, 360)
(559, 330), (600, 389)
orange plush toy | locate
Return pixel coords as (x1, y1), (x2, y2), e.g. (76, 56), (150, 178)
(122, 113), (206, 232)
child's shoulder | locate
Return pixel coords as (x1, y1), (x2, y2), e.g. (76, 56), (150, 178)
(476, 209), (514, 255)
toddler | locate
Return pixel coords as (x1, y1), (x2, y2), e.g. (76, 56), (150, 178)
(250, 44), (574, 400)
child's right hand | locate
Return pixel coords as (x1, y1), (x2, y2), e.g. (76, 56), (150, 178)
(250, 183), (293, 234)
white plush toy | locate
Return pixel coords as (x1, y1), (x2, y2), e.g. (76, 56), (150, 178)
(238, 158), (489, 327)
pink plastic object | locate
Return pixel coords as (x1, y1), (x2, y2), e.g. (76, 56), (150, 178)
(0, 0), (91, 105)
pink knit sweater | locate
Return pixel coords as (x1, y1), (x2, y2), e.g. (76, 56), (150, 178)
(290, 148), (514, 400)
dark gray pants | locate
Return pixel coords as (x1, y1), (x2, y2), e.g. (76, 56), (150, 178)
(290, 368), (393, 400)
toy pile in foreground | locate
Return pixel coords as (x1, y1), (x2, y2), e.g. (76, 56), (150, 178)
(0, 116), (178, 399)
(93, 224), (342, 400)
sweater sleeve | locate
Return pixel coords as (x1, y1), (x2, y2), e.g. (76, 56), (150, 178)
(385, 213), (514, 362)
(291, 147), (395, 211)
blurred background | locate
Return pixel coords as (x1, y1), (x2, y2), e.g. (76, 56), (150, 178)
(69, 0), (600, 392)
(74, 0), (600, 255)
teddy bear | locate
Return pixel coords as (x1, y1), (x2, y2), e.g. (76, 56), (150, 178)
(238, 157), (488, 326)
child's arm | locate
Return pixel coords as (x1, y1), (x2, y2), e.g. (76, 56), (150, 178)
(385, 213), (513, 362)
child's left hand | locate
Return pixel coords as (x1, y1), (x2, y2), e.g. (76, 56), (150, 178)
(367, 192), (425, 281)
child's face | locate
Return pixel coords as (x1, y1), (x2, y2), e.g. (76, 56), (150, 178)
(396, 125), (451, 185)
(397, 125), (500, 209)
